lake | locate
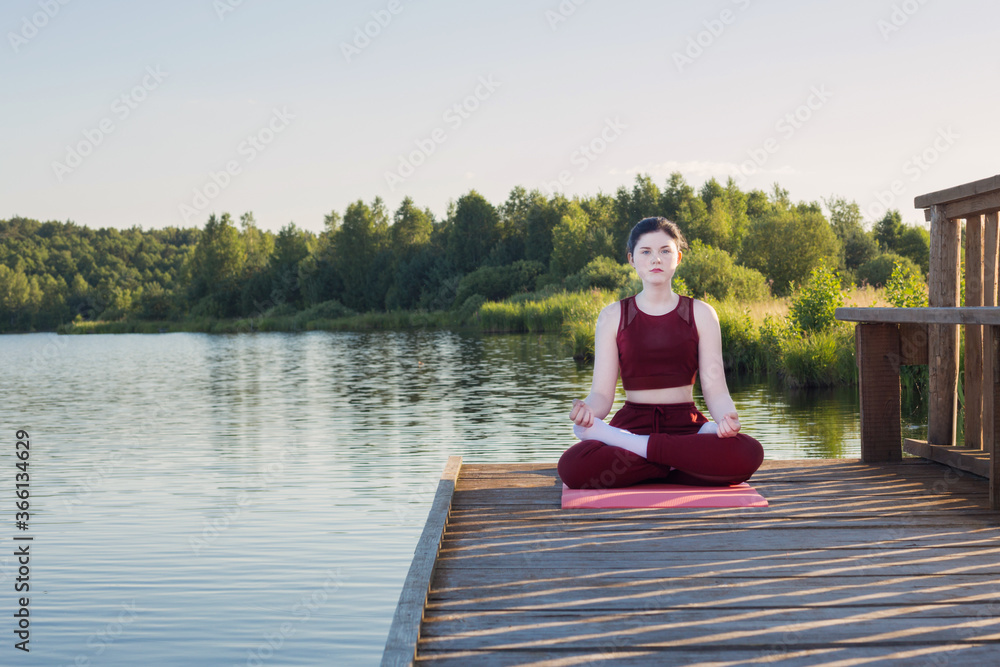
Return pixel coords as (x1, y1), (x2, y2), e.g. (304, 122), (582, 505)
(0, 330), (923, 665)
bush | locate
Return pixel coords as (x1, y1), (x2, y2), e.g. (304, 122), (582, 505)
(296, 299), (355, 320)
(857, 252), (920, 288)
(782, 327), (856, 388)
(453, 260), (545, 307)
(884, 260), (928, 308)
(564, 257), (633, 292)
(676, 241), (771, 301)
(790, 266), (843, 333)
(456, 294), (486, 324)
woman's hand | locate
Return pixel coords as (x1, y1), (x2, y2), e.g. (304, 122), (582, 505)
(717, 411), (741, 438)
(570, 399), (595, 427)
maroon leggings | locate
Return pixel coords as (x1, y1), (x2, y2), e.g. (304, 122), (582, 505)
(558, 401), (764, 489)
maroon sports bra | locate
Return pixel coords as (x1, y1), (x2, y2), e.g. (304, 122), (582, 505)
(617, 295), (700, 390)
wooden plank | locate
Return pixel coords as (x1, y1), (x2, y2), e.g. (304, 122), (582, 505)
(835, 307), (1000, 325)
(383, 456), (463, 667)
(899, 322), (929, 365)
(928, 205), (962, 446)
(855, 323), (902, 461)
(920, 191), (1000, 222)
(903, 439), (990, 478)
(416, 644), (1000, 666)
(420, 609), (1000, 648)
(966, 216), (985, 449)
(915, 174), (1000, 208)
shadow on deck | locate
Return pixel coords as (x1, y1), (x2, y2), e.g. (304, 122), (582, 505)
(415, 459), (1000, 666)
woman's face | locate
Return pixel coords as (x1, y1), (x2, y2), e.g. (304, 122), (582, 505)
(628, 229), (682, 285)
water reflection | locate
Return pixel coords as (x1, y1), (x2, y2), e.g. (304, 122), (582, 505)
(0, 330), (892, 665)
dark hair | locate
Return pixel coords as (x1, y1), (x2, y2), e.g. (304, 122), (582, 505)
(626, 217), (688, 256)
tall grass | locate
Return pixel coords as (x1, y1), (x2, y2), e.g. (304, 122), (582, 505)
(59, 310), (456, 335)
(476, 290), (610, 334)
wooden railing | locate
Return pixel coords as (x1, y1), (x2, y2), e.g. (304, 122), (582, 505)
(836, 307), (1000, 508)
(834, 174), (1000, 510)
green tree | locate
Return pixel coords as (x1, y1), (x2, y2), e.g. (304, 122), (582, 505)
(676, 241), (770, 301)
(739, 199), (841, 296)
(524, 194), (570, 265)
(896, 225), (930, 275)
(190, 214), (244, 294)
(0, 264), (31, 330)
(551, 203), (606, 278)
(874, 209), (905, 251)
(446, 190), (500, 274)
(391, 197), (433, 251)
(614, 174), (661, 253)
(270, 222), (314, 306)
(335, 198), (390, 311)
(300, 211), (345, 307)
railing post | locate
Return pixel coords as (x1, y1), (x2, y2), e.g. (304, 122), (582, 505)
(928, 204), (961, 446)
(965, 214), (984, 449)
(984, 212), (999, 462)
(856, 323), (902, 462)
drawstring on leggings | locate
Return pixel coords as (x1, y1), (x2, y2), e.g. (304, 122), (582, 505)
(652, 406), (664, 434)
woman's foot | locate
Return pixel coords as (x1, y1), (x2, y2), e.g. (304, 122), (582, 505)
(698, 421), (718, 434)
(572, 419), (649, 458)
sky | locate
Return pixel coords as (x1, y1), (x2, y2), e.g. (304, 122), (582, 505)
(2, 0), (997, 234)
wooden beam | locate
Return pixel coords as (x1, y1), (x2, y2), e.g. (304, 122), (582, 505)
(920, 191), (1000, 222)
(928, 205), (961, 446)
(382, 456), (462, 667)
(915, 173), (1000, 208)
(965, 216), (984, 449)
(855, 324), (902, 462)
(903, 439), (990, 478)
(835, 306), (1000, 325)
(984, 213), (999, 463)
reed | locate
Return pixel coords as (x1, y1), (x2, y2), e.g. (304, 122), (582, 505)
(476, 290), (610, 334)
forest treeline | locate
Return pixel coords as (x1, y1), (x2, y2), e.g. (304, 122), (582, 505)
(0, 173), (930, 333)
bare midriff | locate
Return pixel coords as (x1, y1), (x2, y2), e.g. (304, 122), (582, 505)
(625, 384), (695, 405)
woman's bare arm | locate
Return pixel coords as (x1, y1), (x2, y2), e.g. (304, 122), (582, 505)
(570, 301), (620, 427)
(693, 300), (741, 437)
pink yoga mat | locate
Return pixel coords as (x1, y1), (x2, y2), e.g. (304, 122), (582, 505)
(561, 482), (768, 509)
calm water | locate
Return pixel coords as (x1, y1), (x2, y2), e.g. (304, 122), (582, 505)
(0, 330), (899, 665)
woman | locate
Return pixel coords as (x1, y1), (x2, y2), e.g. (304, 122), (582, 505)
(558, 217), (763, 489)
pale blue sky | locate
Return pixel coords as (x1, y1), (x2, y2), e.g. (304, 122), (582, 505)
(3, 0), (997, 233)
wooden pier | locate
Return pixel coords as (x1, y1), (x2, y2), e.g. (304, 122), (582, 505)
(384, 457), (1000, 666)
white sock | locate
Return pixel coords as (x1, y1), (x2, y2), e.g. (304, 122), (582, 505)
(698, 421), (718, 434)
(573, 419), (649, 458)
